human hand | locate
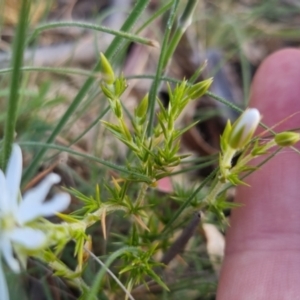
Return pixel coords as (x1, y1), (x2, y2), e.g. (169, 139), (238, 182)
(217, 49), (300, 299)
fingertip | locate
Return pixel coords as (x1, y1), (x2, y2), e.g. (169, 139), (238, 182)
(218, 48), (300, 299)
(251, 48), (300, 131)
(227, 48), (300, 252)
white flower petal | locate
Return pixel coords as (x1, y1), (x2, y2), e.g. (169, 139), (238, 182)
(228, 108), (260, 149)
(17, 173), (61, 224)
(34, 193), (70, 217)
(16, 193), (70, 225)
(0, 260), (9, 300)
(0, 171), (10, 215)
(9, 228), (46, 249)
(5, 144), (22, 211)
(22, 173), (61, 205)
(239, 108), (260, 138)
(1, 235), (20, 273)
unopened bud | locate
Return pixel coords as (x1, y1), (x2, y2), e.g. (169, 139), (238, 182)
(135, 94), (148, 119)
(100, 52), (115, 84)
(275, 131), (300, 147)
(188, 78), (213, 100)
(228, 108), (260, 149)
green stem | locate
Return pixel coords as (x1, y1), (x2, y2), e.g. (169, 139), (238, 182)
(205, 91), (243, 114)
(47, 260), (88, 290)
(222, 147), (236, 169)
(69, 106), (110, 146)
(176, 177), (226, 225)
(147, 0), (180, 137)
(231, 22), (251, 105)
(136, 1), (173, 34)
(22, 0), (150, 184)
(20, 142), (151, 183)
(0, 66), (101, 77)
(30, 21), (158, 47)
(86, 249), (135, 300)
(231, 139), (277, 173)
(162, 0), (198, 69)
(1, 0), (30, 170)
(147, 0), (199, 136)
(84, 204), (128, 228)
(136, 182), (149, 207)
(205, 180), (224, 205)
(162, 167), (218, 234)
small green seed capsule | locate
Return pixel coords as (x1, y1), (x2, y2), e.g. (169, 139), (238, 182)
(274, 131), (300, 147)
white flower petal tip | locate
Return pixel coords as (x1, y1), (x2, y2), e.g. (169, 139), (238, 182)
(241, 108), (260, 125)
(0, 170), (10, 214)
(45, 173), (61, 185)
(10, 228), (46, 249)
(5, 144), (23, 209)
(7, 144), (23, 174)
(228, 108), (261, 149)
(21, 173), (62, 212)
(31, 193), (71, 219)
(1, 237), (20, 273)
(6, 144), (23, 179)
(52, 193), (71, 213)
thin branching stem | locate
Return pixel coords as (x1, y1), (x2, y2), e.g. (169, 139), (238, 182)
(0, 66), (101, 77)
(20, 142), (151, 182)
(30, 21), (158, 47)
(162, 167), (219, 234)
(136, 182), (149, 207)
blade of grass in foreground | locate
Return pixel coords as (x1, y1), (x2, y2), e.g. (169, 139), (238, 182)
(1, 0), (30, 170)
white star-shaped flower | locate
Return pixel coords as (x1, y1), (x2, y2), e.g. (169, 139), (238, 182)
(0, 144), (70, 300)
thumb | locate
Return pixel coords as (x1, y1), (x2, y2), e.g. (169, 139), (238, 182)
(217, 49), (300, 300)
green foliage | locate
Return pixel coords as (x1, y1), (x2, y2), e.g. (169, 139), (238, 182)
(67, 186), (102, 216)
(2, 0), (299, 299)
(100, 62), (212, 182)
(120, 246), (168, 292)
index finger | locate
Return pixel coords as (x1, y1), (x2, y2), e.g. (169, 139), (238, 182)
(217, 49), (300, 300)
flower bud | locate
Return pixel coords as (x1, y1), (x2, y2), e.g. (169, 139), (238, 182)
(114, 101), (123, 119)
(274, 131), (300, 147)
(135, 94), (148, 119)
(100, 52), (115, 84)
(228, 108), (260, 149)
(188, 78), (213, 100)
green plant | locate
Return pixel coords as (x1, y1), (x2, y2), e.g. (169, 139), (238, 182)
(1, 1), (300, 299)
